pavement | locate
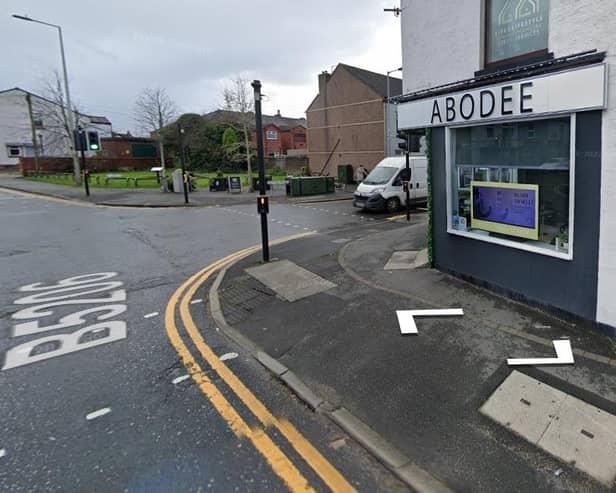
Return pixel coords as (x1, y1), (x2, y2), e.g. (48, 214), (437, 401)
(0, 175), (355, 207)
(211, 219), (616, 492)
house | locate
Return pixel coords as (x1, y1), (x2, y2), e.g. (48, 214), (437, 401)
(202, 109), (307, 157)
(396, 0), (616, 334)
(253, 111), (307, 156)
(306, 63), (402, 177)
(0, 87), (112, 168)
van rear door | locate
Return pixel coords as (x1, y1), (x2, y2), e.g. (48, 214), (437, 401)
(412, 159), (428, 202)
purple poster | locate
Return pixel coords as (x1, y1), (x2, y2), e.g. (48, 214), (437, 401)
(472, 184), (536, 229)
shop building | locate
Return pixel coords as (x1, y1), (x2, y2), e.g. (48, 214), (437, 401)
(397, 0), (615, 334)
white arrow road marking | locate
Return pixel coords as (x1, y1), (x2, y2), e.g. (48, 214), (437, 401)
(86, 407), (111, 421)
(507, 339), (574, 366)
(0, 448), (6, 459)
(397, 308), (464, 334)
(219, 352), (239, 362)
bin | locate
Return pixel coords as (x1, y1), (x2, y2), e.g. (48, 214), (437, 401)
(337, 164), (354, 184)
(172, 170), (185, 193)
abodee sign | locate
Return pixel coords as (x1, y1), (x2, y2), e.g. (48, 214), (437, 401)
(397, 63), (606, 129)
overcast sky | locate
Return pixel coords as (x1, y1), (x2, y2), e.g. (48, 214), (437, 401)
(1, 1), (402, 133)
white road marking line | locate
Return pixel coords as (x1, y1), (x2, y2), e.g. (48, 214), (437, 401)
(293, 225), (300, 228)
(172, 374), (191, 384)
(219, 352), (239, 361)
(0, 449), (5, 459)
(303, 227), (309, 230)
(86, 407), (111, 421)
(285, 223), (291, 226)
(143, 312), (159, 319)
(507, 339), (575, 366)
(397, 308), (464, 334)
(190, 299), (203, 304)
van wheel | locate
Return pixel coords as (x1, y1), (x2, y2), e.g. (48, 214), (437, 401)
(385, 197), (400, 213)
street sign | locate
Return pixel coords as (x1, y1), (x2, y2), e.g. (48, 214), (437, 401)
(228, 176), (242, 194)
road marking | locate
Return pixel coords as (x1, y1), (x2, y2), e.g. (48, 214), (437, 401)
(86, 407), (111, 421)
(507, 339), (575, 366)
(167, 234), (355, 493)
(143, 312), (159, 319)
(397, 308), (464, 334)
(190, 299), (203, 304)
(172, 374), (191, 384)
(0, 448), (5, 458)
(219, 352), (239, 361)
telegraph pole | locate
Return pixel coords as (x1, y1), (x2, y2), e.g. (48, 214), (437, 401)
(251, 80), (270, 263)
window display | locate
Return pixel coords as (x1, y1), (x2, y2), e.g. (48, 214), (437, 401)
(449, 117), (572, 256)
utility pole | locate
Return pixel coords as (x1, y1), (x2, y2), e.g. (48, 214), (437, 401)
(177, 125), (189, 204)
(251, 80), (270, 263)
(25, 93), (41, 175)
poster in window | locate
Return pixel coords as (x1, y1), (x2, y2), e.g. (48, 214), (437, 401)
(488, 0), (549, 63)
(471, 181), (539, 240)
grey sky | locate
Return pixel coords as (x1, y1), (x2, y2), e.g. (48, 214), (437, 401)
(1, 1), (402, 133)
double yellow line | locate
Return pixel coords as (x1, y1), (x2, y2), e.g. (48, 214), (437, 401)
(165, 234), (356, 493)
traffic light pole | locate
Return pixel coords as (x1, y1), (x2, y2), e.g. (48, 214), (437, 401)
(405, 138), (410, 222)
(177, 125), (189, 204)
(251, 80), (270, 263)
(80, 137), (90, 197)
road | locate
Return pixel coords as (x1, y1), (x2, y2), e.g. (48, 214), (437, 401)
(0, 189), (409, 493)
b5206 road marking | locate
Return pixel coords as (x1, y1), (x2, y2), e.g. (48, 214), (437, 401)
(2, 272), (127, 371)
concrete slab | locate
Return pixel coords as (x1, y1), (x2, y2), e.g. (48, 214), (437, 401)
(481, 371), (616, 485)
(384, 250), (418, 270)
(480, 371), (566, 443)
(245, 259), (336, 302)
(539, 395), (616, 485)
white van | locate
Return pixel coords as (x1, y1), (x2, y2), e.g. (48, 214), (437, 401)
(353, 156), (428, 213)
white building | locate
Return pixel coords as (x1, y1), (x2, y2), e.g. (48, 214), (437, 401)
(397, 0), (616, 334)
(0, 87), (112, 168)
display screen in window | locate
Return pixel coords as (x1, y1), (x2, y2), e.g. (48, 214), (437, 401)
(487, 0), (549, 64)
(451, 117), (571, 254)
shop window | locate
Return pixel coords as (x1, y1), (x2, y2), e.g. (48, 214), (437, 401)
(266, 130), (278, 140)
(485, 0), (549, 66)
(448, 116), (573, 258)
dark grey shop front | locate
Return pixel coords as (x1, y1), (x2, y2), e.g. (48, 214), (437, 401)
(430, 112), (601, 320)
(396, 53), (607, 324)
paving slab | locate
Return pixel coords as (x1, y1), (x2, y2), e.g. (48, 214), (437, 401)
(245, 259), (336, 302)
(481, 370), (616, 485)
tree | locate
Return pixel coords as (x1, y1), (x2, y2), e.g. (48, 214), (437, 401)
(222, 76), (254, 189)
(36, 71), (83, 183)
(133, 88), (178, 186)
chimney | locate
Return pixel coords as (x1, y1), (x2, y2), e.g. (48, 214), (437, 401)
(276, 109), (281, 117)
(318, 70), (330, 97)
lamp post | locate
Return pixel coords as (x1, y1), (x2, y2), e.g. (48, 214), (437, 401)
(12, 14), (81, 184)
(385, 67), (402, 157)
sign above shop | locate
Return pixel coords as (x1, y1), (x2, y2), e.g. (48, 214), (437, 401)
(398, 63), (606, 129)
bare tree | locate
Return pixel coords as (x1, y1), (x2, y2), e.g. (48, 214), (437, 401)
(222, 76), (254, 189)
(133, 87), (178, 186)
(37, 71), (85, 161)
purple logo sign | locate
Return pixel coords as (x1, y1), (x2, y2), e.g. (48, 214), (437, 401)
(472, 185), (536, 229)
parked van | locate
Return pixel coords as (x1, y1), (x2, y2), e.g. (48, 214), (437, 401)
(353, 156), (427, 212)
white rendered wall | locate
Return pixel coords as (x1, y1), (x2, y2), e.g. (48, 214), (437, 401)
(549, 0), (616, 328)
(0, 91), (31, 166)
(400, 0), (482, 93)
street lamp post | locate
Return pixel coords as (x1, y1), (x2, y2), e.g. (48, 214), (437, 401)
(12, 14), (81, 184)
(385, 67), (402, 157)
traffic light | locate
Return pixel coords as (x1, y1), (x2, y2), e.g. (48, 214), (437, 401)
(87, 131), (100, 151)
(397, 130), (409, 151)
(257, 195), (269, 214)
(73, 129), (87, 151)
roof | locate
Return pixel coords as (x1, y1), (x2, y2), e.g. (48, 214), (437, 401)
(0, 87), (112, 124)
(339, 64), (403, 98)
(202, 109), (305, 130)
